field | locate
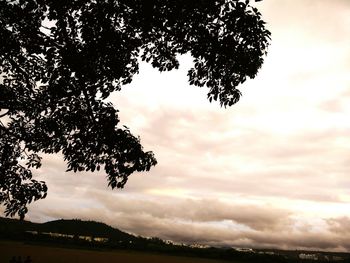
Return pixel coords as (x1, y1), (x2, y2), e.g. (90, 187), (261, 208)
(0, 241), (230, 263)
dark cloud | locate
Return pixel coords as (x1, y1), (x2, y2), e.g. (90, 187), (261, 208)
(94, 195), (292, 231)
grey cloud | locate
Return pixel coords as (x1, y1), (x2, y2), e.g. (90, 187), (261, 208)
(23, 175), (293, 230)
(243, 231), (347, 251)
(38, 188), (292, 232)
(327, 217), (350, 235)
(32, 106), (349, 204)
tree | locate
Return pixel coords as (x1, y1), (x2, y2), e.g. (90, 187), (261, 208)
(0, 0), (271, 219)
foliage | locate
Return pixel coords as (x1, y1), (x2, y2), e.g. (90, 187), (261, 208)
(0, 0), (270, 218)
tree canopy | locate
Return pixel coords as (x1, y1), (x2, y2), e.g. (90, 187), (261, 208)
(0, 0), (271, 219)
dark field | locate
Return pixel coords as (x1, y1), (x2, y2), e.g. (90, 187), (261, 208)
(0, 241), (230, 263)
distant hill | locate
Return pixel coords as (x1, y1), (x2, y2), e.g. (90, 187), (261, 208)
(40, 219), (136, 241)
(0, 217), (136, 242)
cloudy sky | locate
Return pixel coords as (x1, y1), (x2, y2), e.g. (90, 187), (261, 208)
(3, 0), (350, 252)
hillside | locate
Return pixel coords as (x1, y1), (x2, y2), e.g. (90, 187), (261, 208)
(39, 219), (135, 241)
(0, 217), (135, 242)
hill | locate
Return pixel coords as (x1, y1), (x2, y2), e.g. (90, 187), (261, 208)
(39, 219), (135, 241)
(0, 217), (135, 242)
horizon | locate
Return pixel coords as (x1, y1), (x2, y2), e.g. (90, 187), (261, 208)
(2, 0), (350, 253)
(3, 216), (350, 254)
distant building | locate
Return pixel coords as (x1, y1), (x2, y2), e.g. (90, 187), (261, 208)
(38, 231), (108, 242)
(42, 232), (74, 239)
(93, 237), (108, 243)
(299, 253), (318, 260)
(78, 235), (92, 242)
(164, 240), (185, 246)
(189, 244), (210, 249)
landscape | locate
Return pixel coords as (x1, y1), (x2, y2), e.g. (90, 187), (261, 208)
(1, 217), (350, 263)
(1, 0), (350, 262)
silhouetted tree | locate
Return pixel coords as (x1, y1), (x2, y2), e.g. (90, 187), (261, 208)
(0, 0), (271, 218)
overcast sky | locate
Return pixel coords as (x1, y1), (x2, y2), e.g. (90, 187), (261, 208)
(3, 0), (350, 252)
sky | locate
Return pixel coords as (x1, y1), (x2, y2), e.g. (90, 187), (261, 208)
(2, 0), (350, 252)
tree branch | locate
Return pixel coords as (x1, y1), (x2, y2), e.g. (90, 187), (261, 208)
(82, 86), (97, 123)
(5, 56), (33, 89)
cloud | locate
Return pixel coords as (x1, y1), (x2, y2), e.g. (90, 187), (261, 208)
(259, 0), (350, 44)
(327, 217), (350, 235)
(94, 195), (292, 231)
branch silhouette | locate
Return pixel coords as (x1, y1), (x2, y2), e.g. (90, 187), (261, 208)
(0, 0), (270, 218)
